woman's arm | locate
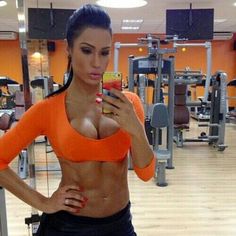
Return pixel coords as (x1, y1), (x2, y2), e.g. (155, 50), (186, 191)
(99, 89), (155, 181)
(0, 167), (86, 213)
(0, 167), (47, 211)
(0, 100), (47, 170)
(126, 93), (155, 181)
(0, 100), (87, 213)
(129, 123), (155, 166)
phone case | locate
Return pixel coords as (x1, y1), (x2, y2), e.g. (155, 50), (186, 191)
(102, 72), (122, 114)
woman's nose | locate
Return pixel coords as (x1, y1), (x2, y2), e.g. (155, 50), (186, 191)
(91, 54), (101, 68)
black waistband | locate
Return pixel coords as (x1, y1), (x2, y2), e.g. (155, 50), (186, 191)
(47, 201), (131, 225)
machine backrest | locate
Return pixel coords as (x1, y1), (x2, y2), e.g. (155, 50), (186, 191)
(150, 103), (169, 128)
(14, 91), (25, 121)
(0, 113), (13, 131)
(174, 84), (190, 125)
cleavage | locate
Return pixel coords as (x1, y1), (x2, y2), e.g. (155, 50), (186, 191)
(66, 101), (120, 139)
(71, 117), (99, 139)
(70, 116), (120, 140)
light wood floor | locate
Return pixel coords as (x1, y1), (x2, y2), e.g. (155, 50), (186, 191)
(3, 120), (236, 236)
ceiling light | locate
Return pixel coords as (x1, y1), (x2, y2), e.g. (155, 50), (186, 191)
(18, 14), (25, 21)
(234, 2), (236, 6)
(32, 52), (41, 59)
(121, 26), (140, 30)
(123, 19), (143, 23)
(19, 27), (26, 33)
(0, 1), (7, 7)
(214, 19), (227, 23)
(96, 0), (147, 8)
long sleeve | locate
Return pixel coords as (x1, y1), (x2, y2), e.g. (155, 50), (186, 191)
(124, 91), (156, 181)
(0, 100), (48, 170)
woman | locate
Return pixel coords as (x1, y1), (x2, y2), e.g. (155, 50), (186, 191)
(0, 4), (155, 236)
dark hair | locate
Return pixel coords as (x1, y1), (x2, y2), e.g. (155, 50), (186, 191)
(47, 4), (112, 98)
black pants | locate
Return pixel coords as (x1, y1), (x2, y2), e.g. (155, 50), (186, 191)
(36, 202), (137, 236)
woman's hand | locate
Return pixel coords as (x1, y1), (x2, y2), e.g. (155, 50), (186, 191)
(97, 89), (143, 136)
(43, 185), (88, 214)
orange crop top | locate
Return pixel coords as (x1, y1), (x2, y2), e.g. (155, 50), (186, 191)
(0, 91), (155, 181)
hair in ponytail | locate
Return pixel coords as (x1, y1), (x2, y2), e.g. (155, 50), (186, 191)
(46, 4), (111, 98)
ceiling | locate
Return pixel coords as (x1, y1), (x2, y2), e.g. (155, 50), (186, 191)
(1, 0), (236, 34)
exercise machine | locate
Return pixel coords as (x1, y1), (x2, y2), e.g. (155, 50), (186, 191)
(150, 103), (171, 186)
(226, 79), (236, 122)
(0, 77), (19, 109)
(172, 69), (205, 147)
(0, 109), (15, 236)
(0, 111), (14, 236)
(173, 41), (212, 105)
(114, 35), (176, 187)
(175, 71), (227, 151)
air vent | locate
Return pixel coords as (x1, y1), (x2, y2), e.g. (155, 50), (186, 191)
(213, 31), (233, 40)
(0, 31), (18, 40)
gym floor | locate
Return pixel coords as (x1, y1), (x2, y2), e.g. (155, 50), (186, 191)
(4, 119), (236, 236)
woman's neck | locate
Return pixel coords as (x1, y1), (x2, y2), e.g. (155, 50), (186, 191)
(66, 77), (100, 104)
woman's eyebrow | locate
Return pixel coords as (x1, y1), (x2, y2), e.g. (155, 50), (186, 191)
(80, 42), (111, 50)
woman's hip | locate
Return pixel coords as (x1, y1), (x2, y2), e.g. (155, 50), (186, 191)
(36, 201), (137, 236)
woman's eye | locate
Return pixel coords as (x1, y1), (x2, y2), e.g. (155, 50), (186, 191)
(101, 51), (110, 56)
(81, 48), (92, 54)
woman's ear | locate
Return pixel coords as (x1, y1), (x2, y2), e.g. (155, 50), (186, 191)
(66, 43), (72, 58)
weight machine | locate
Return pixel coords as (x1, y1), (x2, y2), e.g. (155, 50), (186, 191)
(114, 34), (176, 186)
(173, 71), (227, 151)
(173, 41), (212, 105)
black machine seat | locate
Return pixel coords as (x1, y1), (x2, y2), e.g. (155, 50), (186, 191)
(0, 77), (18, 87)
(227, 79), (236, 86)
(30, 76), (55, 89)
(30, 78), (45, 88)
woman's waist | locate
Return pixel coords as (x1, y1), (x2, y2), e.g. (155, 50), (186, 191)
(59, 179), (129, 217)
(73, 192), (129, 217)
(43, 201), (132, 230)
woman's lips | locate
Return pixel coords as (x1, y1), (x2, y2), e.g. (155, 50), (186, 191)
(89, 73), (102, 80)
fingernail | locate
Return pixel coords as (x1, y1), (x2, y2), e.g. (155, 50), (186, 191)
(95, 98), (102, 104)
(96, 93), (102, 96)
(83, 197), (88, 201)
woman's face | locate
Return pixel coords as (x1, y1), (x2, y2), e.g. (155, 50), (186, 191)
(69, 27), (112, 86)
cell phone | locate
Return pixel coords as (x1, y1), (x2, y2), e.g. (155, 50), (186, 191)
(102, 72), (122, 114)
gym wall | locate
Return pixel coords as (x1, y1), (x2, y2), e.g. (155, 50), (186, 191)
(0, 40), (22, 82)
(0, 33), (236, 105)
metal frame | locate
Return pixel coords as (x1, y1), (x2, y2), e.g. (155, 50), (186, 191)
(217, 72), (227, 147)
(175, 71), (227, 151)
(129, 57), (175, 169)
(114, 42), (147, 73)
(0, 187), (8, 236)
(173, 41), (212, 103)
(208, 72), (227, 151)
(114, 39), (175, 169)
(17, 0), (41, 235)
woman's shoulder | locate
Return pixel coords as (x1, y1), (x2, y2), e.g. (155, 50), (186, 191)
(123, 90), (144, 123)
(40, 91), (65, 106)
(28, 91), (65, 115)
(123, 90), (140, 102)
